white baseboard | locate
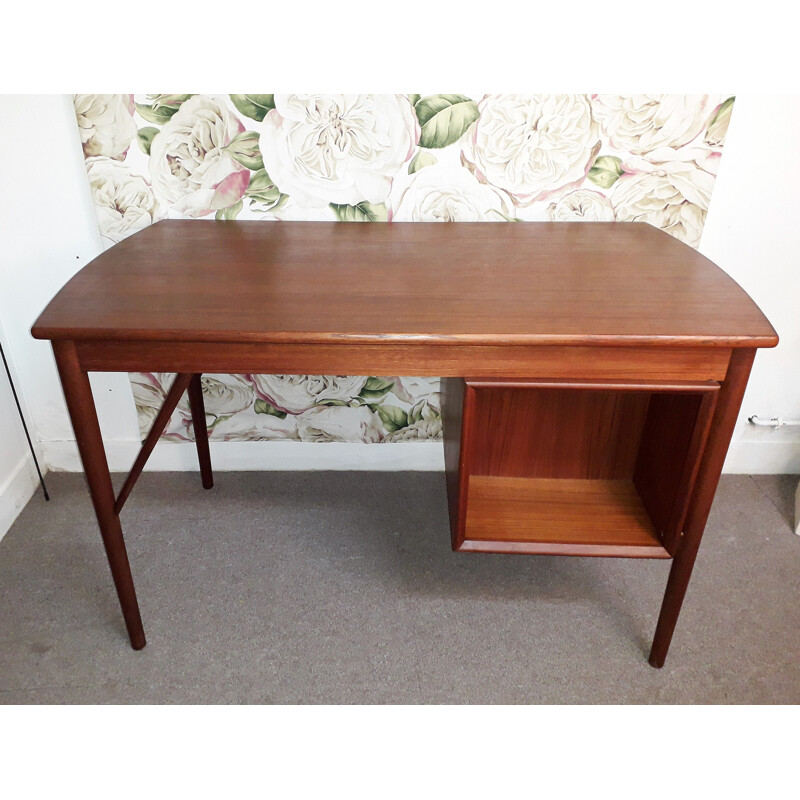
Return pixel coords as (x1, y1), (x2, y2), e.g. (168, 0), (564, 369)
(722, 439), (800, 475)
(0, 452), (40, 541)
(42, 439), (446, 474)
(37, 436), (800, 479)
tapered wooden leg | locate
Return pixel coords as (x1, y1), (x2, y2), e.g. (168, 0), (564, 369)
(52, 340), (146, 650)
(649, 349), (756, 668)
(188, 374), (213, 489)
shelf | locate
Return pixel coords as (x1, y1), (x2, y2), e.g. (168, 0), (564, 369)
(442, 378), (718, 559)
(460, 476), (671, 558)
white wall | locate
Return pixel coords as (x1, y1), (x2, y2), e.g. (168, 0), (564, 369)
(0, 95), (144, 537)
(0, 316), (39, 534)
(0, 93), (798, 528)
(0, 95), (138, 448)
(700, 96), (800, 473)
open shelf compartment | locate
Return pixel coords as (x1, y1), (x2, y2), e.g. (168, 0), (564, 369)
(442, 378), (719, 559)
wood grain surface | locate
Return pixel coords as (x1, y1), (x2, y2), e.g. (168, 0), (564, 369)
(72, 340), (734, 381)
(633, 389), (718, 555)
(32, 221), (778, 662)
(32, 220), (778, 348)
(444, 378), (718, 558)
(468, 386), (651, 480)
(462, 476), (670, 558)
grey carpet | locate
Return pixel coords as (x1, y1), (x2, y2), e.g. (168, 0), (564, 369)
(1, 471), (798, 704)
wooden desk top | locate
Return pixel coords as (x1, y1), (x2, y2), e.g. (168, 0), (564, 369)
(32, 220), (777, 349)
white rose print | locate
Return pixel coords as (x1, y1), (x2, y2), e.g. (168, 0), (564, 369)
(75, 94), (138, 161)
(85, 157), (165, 244)
(149, 95), (249, 217)
(463, 94), (600, 205)
(259, 94), (419, 207)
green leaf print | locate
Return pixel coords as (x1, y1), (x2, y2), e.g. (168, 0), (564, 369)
(359, 377), (394, 400)
(408, 150), (437, 174)
(706, 96), (735, 145)
(136, 127), (159, 156)
(244, 170), (288, 212)
(587, 155), (624, 189)
(414, 94), (480, 149)
(229, 95), (275, 122)
(225, 131), (265, 171)
(149, 94), (193, 111)
(245, 169), (281, 202)
(329, 203), (388, 222)
(254, 398), (287, 418)
(215, 200), (243, 221)
(408, 94), (421, 107)
(135, 102), (179, 125)
(375, 405), (409, 432)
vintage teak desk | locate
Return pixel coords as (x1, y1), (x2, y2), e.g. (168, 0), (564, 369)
(31, 221), (778, 667)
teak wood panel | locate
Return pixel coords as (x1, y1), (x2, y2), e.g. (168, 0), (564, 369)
(463, 476), (670, 558)
(633, 390), (718, 555)
(72, 340), (733, 382)
(469, 387), (651, 480)
(32, 221), (779, 348)
(443, 379), (720, 556)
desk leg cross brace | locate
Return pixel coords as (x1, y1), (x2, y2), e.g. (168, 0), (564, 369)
(52, 341), (213, 650)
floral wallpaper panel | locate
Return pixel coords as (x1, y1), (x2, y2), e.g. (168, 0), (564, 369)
(74, 93), (734, 444)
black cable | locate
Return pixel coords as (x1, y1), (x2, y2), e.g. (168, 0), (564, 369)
(0, 339), (49, 501)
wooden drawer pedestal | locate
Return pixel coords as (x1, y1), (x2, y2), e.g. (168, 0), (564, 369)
(443, 378), (719, 559)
